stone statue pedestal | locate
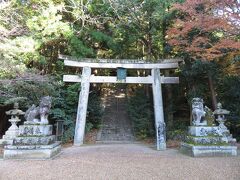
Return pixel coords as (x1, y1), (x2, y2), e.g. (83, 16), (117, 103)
(180, 126), (237, 157)
(3, 123), (61, 159)
(181, 143), (237, 157)
(180, 99), (237, 157)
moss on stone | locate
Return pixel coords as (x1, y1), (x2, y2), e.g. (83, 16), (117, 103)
(186, 142), (229, 146)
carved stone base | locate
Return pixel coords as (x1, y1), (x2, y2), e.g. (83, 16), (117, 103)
(3, 142), (61, 159)
(19, 124), (53, 136)
(188, 126), (220, 136)
(180, 143), (237, 157)
(13, 135), (56, 145)
(3, 123), (61, 159)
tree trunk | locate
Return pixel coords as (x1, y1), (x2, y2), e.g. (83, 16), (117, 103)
(147, 35), (152, 60)
(162, 18), (167, 59)
(208, 74), (217, 110)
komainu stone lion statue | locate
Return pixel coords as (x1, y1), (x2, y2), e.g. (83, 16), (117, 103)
(24, 96), (52, 124)
(192, 98), (206, 126)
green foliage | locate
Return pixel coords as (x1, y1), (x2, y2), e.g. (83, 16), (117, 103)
(87, 91), (103, 130)
(205, 107), (215, 126)
(100, 0), (184, 59)
(0, 0), (73, 78)
(167, 129), (187, 141)
(180, 60), (219, 105)
(0, 78), (57, 108)
(218, 76), (240, 115)
(26, 2), (72, 40)
(0, 36), (39, 78)
(50, 83), (79, 142)
(127, 88), (154, 139)
(68, 35), (94, 57)
(90, 31), (118, 53)
(0, 79), (103, 143)
(50, 83), (103, 142)
(218, 75), (240, 141)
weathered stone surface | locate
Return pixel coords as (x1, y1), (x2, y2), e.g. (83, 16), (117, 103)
(24, 96), (52, 124)
(188, 126), (220, 136)
(2, 129), (19, 140)
(180, 143), (237, 157)
(74, 66), (91, 146)
(19, 125), (52, 136)
(4, 141), (60, 150)
(152, 68), (166, 150)
(0, 139), (13, 146)
(191, 98), (207, 126)
(4, 142), (61, 159)
(0, 124), (19, 145)
(13, 135), (56, 145)
(186, 136), (227, 145)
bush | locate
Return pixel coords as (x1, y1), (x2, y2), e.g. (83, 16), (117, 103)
(0, 77), (103, 143)
(0, 77), (58, 109)
(87, 91), (103, 130)
(218, 75), (240, 141)
(50, 83), (103, 142)
(167, 129), (187, 141)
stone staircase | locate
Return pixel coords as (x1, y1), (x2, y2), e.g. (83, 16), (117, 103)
(97, 88), (135, 143)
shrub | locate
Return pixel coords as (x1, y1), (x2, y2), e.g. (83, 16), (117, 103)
(0, 77), (103, 143)
(218, 75), (240, 141)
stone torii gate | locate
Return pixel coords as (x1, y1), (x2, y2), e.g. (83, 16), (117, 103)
(60, 55), (180, 150)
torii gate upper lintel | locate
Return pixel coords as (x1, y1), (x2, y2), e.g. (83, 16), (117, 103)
(61, 55), (181, 150)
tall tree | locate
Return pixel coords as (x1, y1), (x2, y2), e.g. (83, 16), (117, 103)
(105, 0), (184, 60)
(167, 0), (240, 109)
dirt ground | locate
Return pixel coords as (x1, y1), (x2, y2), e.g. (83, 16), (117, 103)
(0, 143), (239, 180)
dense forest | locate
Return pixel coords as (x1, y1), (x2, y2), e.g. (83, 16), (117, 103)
(0, 0), (239, 142)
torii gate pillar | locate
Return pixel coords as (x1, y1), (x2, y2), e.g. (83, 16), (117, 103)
(74, 66), (91, 146)
(152, 69), (166, 150)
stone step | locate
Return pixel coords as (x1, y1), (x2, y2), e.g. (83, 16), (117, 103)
(99, 134), (134, 139)
(96, 140), (137, 144)
(98, 88), (135, 143)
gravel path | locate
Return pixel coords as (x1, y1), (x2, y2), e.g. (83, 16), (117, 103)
(0, 144), (239, 180)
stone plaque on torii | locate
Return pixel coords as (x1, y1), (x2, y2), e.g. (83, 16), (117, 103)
(60, 55), (181, 150)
